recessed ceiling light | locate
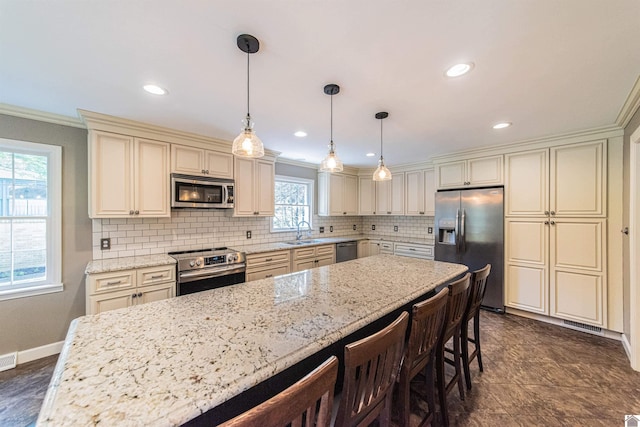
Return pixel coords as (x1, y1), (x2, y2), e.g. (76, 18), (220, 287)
(445, 62), (474, 78)
(294, 131), (307, 137)
(366, 152), (376, 157)
(492, 122), (512, 129)
(143, 84), (167, 95)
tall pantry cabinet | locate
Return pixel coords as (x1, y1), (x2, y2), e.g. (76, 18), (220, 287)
(504, 140), (607, 327)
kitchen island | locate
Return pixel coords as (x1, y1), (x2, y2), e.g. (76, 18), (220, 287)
(38, 255), (467, 426)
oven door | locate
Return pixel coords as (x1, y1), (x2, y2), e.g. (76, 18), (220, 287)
(177, 265), (246, 296)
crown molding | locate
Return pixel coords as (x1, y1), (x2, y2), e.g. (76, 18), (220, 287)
(78, 109), (281, 158)
(616, 74), (640, 128)
(277, 157), (360, 175)
(0, 103), (85, 129)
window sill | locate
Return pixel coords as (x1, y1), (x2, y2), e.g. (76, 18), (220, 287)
(0, 283), (64, 301)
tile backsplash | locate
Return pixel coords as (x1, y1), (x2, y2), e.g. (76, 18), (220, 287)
(91, 210), (435, 260)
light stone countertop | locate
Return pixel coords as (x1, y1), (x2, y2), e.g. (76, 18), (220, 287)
(85, 254), (176, 274)
(38, 256), (466, 427)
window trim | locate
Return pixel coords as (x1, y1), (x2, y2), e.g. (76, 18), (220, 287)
(0, 138), (62, 301)
(271, 175), (314, 233)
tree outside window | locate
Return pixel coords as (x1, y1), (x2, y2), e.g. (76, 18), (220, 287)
(272, 176), (313, 232)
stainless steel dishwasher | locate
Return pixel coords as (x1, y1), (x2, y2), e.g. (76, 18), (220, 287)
(336, 241), (358, 263)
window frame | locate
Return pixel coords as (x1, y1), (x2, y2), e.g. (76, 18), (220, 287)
(270, 175), (314, 233)
(0, 138), (62, 301)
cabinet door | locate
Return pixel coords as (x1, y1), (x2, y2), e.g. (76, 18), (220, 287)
(375, 180), (391, 215)
(135, 138), (170, 217)
(89, 131), (134, 217)
(247, 264), (291, 281)
(437, 161), (466, 189)
(316, 255), (334, 268)
(357, 240), (369, 258)
(505, 150), (548, 216)
(369, 241), (381, 256)
(89, 289), (134, 314)
(358, 177), (376, 215)
(550, 141), (605, 217)
(255, 160), (275, 215)
(467, 155), (503, 186)
(505, 218), (548, 314)
(234, 157), (256, 216)
(390, 172), (405, 215)
(405, 171), (425, 216)
(549, 218), (606, 326)
(171, 144), (205, 175)
(343, 175), (358, 215)
(329, 174), (344, 216)
(292, 259), (316, 272)
(205, 150), (233, 179)
(137, 282), (174, 304)
(424, 169), (436, 215)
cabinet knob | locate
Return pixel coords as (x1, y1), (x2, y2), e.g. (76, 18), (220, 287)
(419, 212), (424, 215)
(134, 210), (139, 215)
(138, 292), (142, 297)
(550, 211), (556, 216)
(129, 210), (134, 215)
(201, 169), (205, 174)
(205, 170), (209, 174)
(343, 212), (346, 215)
(544, 221), (549, 225)
(132, 293), (137, 299)
(544, 211), (550, 216)
(265, 274), (273, 278)
(550, 221), (556, 225)
(387, 211), (391, 214)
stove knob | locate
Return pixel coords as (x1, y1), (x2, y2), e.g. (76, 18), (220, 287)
(196, 259), (202, 266)
(232, 254), (238, 262)
(189, 261), (195, 267)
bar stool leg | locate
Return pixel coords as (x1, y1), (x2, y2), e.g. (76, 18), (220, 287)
(424, 358), (437, 425)
(454, 329), (465, 401)
(436, 349), (449, 427)
(461, 320), (472, 391)
(474, 311), (483, 372)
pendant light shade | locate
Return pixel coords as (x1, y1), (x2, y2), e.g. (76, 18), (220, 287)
(232, 34), (265, 158)
(373, 112), (392, 181)
(319, 84), (343, 173)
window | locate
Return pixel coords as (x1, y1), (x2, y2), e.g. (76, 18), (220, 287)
(0, 138), (62, 300)
(271, 176), (313, 232)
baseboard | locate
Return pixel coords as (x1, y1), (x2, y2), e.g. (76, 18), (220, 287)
(16, 341), (64, 365)
(622, 333), (632, 361)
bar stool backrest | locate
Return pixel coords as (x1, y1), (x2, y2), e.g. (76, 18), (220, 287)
(466, 264), (492, 319)
(442, 273), (471, 341)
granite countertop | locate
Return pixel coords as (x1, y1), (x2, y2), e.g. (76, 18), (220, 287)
(39, 256), (466, 426)
(85, 254), (176, 274)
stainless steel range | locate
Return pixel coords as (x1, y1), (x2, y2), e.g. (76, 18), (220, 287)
(168, 247), (246, 296)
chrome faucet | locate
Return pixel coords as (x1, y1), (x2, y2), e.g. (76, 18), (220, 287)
(296, 220), (312, 240)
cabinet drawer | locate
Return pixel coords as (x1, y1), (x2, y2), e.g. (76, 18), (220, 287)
(246, 264), (291, 281)
(293, 247), (316, 260)
(315, 244), (335, 256)
(87, 271), (135, 294)
(137, 265), (175, 287)
(246, 250), (291, 268)
(394, 243), (433, 259)
(380, 242), (394, 254)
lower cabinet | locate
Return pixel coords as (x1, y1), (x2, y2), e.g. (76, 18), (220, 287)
(357, 240), (369, 258)
(505, 217), (607, 326)
(245, 250), (291, 281)
(393, 242), (434, 260)
(292, 245), (336, 272)
(86, 265), (175, 314)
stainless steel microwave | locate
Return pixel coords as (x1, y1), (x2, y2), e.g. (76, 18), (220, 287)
(170, 174), (234, 209)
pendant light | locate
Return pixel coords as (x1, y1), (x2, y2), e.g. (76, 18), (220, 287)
(319, 84), (344, 172)
(373, 112), (392, 181)
(232, 34), (265, 158)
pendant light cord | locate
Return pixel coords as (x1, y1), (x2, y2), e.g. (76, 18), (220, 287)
(246, 43), (250, 118)
(379, 118), (384, 160)
(330, 93), (333, 145)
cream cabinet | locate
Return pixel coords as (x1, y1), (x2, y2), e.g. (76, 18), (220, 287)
(358, 177), (376, 215)
(393, 242), (434, 260)
(436, 155), (503, 189)
(375, 172), (405, 215)
(505, 141), (606, 217)
(234, 158), (275, 216)
(318, 172), (358, 216)
(367, 241), (393, 255)
(171, 144), (233, 179)
(86, 265), (175, 314)
(405, 169), (435, 216)
(357, 240), (369, 258)
(89, 131), (170, 218)
(291, 244), (335, 272)
(505, 217), (607, 326)
(245, 250), (291, 281)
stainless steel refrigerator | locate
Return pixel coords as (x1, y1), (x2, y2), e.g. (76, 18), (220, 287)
(434, 187), (504, 312)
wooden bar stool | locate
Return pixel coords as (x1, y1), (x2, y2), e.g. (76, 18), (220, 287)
(396, 287), (449, 427)
(436, 273), (471, 427)
(220, 356), (338, 427)
(334, 311), (409, 427)
(461, 264), (492, 390)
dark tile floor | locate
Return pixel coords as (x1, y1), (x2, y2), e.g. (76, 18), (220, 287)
(1, 312), (639, 426)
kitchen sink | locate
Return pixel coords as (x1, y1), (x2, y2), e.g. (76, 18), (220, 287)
(284, 239), (323, 245)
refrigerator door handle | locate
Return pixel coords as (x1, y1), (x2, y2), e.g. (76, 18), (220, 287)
(455, 209), (460, 253)
(461, 208), (466, 253)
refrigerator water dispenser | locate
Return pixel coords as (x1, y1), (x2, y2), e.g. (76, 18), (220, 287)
(438, 219), (456, 244)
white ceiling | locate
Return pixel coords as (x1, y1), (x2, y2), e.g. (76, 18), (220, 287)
(1, 1), (639, 168)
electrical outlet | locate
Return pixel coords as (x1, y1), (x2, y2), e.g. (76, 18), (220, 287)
(428, 227), (433, 234)
(100, 238), (111, 250)
(246, 231), (252, 239)
(330, 226), (334, 232)
(393, 225), (398, 232)
(319, 226), (325, 233)
(372, 225), (376, 231)
(353, 224), (357, 231)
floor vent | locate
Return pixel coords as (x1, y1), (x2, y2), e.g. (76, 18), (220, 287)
(0, 352), (17, 372)
(563, 320), (604, 335)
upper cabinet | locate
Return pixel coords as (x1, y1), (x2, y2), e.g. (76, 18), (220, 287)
(171, 144), (233, 179)
(375, 172), (405, 215)
(89, 130), (170, 218)
(358, 177), (376, 215)
(405, 169), (435, 216)
(234, 157), (275, 216)
(318, 172), (358, 216)
(505, 141), (606, 217)
(436, 155), (503, 189)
